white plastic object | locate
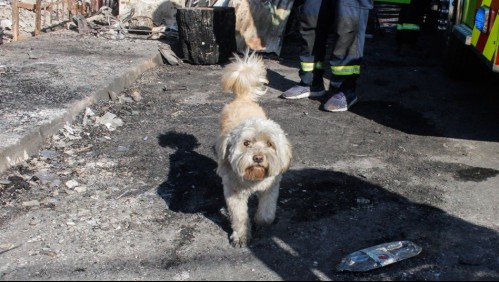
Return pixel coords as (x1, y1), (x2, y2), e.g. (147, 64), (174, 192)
(336, 240), (422, 272)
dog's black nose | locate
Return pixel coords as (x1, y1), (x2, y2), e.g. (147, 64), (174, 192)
(253, 155), (264, 163)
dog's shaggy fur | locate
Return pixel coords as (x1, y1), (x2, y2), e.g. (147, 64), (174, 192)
(216, 51), (292, 247)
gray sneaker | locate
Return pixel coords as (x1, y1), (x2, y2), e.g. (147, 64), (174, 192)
(323, 91), (358, 112)
(282, 84), (325, 100)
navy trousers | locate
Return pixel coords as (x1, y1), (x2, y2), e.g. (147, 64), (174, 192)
(298, 0), (372, 91)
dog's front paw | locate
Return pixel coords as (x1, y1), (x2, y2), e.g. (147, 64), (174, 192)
(230, 231), (251, 248)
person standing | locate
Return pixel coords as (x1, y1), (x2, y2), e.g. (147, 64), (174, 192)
(282, 0), (373, 112)
(396, 0), (432, 53)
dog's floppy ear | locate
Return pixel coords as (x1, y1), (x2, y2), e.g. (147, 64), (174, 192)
(265, 120), (292, 175)
(216, 134), (230, 164)
(277, 136), (292, 173)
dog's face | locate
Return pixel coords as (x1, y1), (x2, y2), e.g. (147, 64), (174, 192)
(218, 117), (292, 181)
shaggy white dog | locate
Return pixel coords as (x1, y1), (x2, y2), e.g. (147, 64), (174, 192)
(216, 51), (292, 247)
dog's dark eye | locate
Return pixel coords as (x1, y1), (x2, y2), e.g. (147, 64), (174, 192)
(267, 141), (274, 148)
(244, 140), (251, 147)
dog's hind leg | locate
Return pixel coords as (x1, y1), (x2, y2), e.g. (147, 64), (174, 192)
(225, 188), (252, 247)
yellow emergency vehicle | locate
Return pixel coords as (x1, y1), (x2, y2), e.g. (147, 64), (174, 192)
(443, 0), (499, 73)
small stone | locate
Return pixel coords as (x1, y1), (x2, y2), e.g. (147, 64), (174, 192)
(174, 271), (190, 281)
(130, 88), (142, 102)
(0, 244), (13, 250)
(0, 19), (12, 30)
(22, 200), (40, 207)
(96, 112), (123, 131)
(108, 90), (118, 101)
(356, 197), (371, 204)
(118, 95), (134, 103)
(74, 186), (87, 193)
(35, 171), (61, 187)
(40, 250), (57, 257)
(65, 180), (79, 189)
(28, 52), (38, 59)
(40, 150), (59, 159)
(64, 189), (76, 195)
(117, 145), (129, 152)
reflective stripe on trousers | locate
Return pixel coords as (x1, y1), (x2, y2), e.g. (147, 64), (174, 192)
(331, 65), (361, 75)
(396, 23), (420, 31)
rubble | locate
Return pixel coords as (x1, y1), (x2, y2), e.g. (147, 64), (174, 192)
(71, 7), (176, 41)
(95, 112), (123, 131)
(0, 2), (66, 44)
(0, 90), (140, 210)
(159, 44), (182, 65)
(0, 1), (176, 44)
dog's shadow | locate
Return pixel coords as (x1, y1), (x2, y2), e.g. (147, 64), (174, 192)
(156, 131), (228, 229)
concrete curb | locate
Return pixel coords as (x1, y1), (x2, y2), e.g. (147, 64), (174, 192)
(0, 53), (163, 173)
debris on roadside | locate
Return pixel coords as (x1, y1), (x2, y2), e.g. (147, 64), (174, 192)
(162, 85), (187, 92)
(35, 171), (62, 188)
(61, 122), (83, 140)
(128, 15), (154, 32)
(0, 22), (10, 45)
(159, 44), (182, 66)
(0, 19), (11, 31)
(40, 249), (58, 257)
(94, 112), (123, 131)
(0, 65), (7, 75)
(72, 7), (176, 41)
(117, 95), (134, 104)
(0, 179), (12, 185)
(110, 89), (142, 103)
(82, 108), (96, 126)
(0, 244), (21, 256)
(0, 0), (73, 44)
(108, 90), (119, 102)
(129, 88), (142, 102)
(0, 85), (157, 235)
(40, 150), (59, 159)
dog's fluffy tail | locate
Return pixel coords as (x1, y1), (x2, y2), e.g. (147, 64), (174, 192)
(221, 50), (268, 102)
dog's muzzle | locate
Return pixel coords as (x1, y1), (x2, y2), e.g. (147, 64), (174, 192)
(244, 165), (267, 181)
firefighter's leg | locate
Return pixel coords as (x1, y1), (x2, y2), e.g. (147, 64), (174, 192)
(312, 0), (333, 88)
(298, 0), (333, 85)
(396, 0), (431, 49)
(283, 0), (331, 99)
(324, 2), (369, 111)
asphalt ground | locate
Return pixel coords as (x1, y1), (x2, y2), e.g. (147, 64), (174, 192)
(0, 30), (162, 173)
(0, 26), (498, 280)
